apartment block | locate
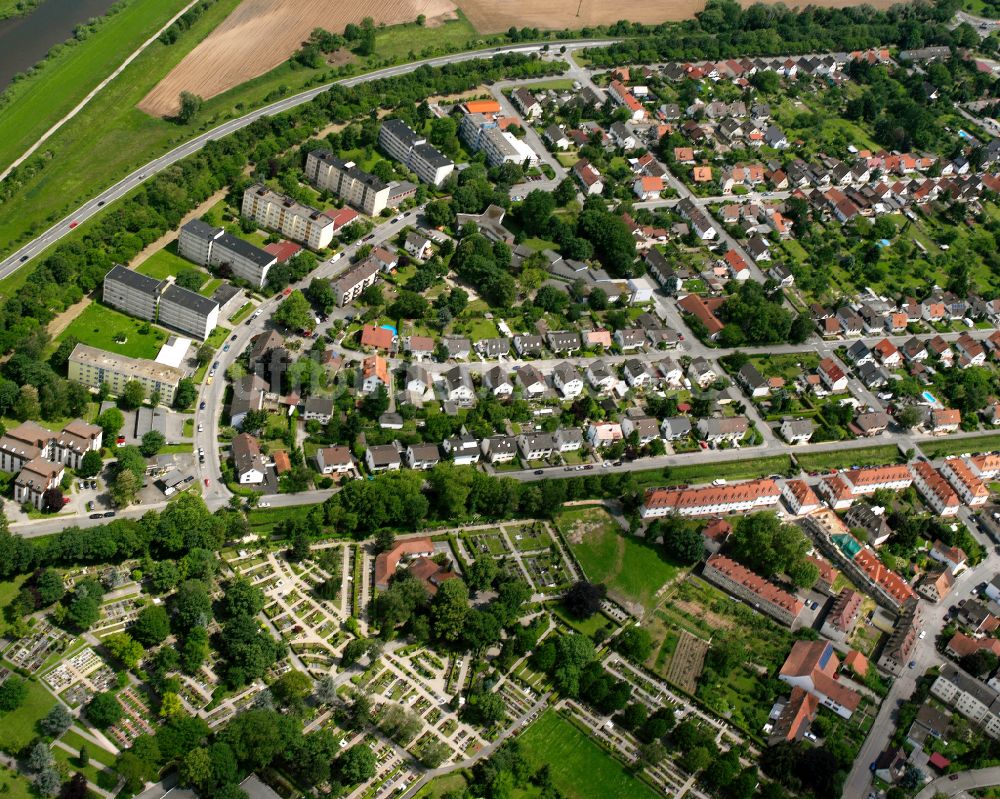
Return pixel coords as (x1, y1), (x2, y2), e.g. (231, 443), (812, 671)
(304, 149), (416, 216)
(103, 265), (164, 321)
(641, 479), (781, 519)
(157, 284), (220, 341)
(241, 184), (335, 250)
(14, 457), (65, 511)
(931, 664), (1000, 738)
(460, 114), (539, 167)
(910, 460), (961, 516)
(702, 553), (804, 626)
(68, 344), (185, 405)
(940, 457), (990, 506)
(333, 257), (380, 306)
(178, 219), (277, 289)
(103, 265), (220, 340)
(378, 119), (455, 186)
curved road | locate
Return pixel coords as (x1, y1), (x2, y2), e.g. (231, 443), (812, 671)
(0, 39), (618, 274)
(915, 767), (1000, 798)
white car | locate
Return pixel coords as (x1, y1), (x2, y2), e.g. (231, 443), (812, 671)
(712, 479), (727, 486)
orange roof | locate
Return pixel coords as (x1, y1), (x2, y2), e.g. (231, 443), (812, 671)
(844, 650), (868, 677)
(360, 325), (394, 350)
(586, 329), (612, 347)
(362, 354), (389, 385)
(674, 147), (695, 161)
(971, 453), (1000, 478)
(932, 408), (961, 427)
(272, 450), (291, 474)
(678, 293), (724, 335)
(942, 458), (989, 501)
(853, 548), (916, 604)
(374, 537), (435, 588)
(948, 631), (1000, 658)
(873, 339), (899, 360)
(638, 176), (664, 192)
(645, 480), (780, 513)
(705, 553), (803, 616)
(818, 357), (845, 383)
(773, 687), (818, 742)
(703, 518), (732, 542)
(692, 166), (713, 182)
(805, 554), (839, 586)
(784, 479), (820, 510)
(912, 461), (960, 509)
(842, 465), (912, 490)
(464, 99), (501, 114)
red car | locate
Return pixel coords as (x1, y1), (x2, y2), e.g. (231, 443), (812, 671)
(116, 435), (126, 445)
(69, 221), (78, 229)
(282, 287), (292, 296)
(204, 478), (210, 487)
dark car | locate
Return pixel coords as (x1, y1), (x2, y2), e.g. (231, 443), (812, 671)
(19, 255), (28, 262)
(534, 469), (544, 475)
(199, 401), (206, 410)
(97, 200), (105, 207)
(89, 513), (103, 520)
(103, 511), (116, 518)
(230, 334), (237, 341)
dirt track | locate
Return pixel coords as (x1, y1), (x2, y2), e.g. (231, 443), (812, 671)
(139, 0), (457, 117)
(456, 0), (899, 32)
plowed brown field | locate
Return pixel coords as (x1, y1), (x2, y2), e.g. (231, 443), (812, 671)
(139, 0), (457, 117)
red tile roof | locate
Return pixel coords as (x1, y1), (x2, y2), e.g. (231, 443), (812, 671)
(705, 553), (804, 617)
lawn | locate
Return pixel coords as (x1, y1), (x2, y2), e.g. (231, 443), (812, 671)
(52, 745), (118, 790)
(136, 244), (205, 284)
(556, 506), (678, 607)
(56, 302), (169, 360)
(920, 433), (1000, 459)
(414, 772), (471, 799)
(59, 730), (116, 767)
(0, 765), (34, 799)
(519, 711), (661, 799)
(0, 0), (194, 174)
(372, 13), (480, 63)
(0, 677), (56, 752)
(795, 445), (902, 472)
(632, 455), (794, 490)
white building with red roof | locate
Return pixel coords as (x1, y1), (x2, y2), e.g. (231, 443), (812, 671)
(641, 479), (781, 519)
(779, 640), (861, 719)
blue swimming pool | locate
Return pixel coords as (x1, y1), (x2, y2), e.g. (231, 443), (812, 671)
(380, 325), (398, 336)
(923, 390), (942, 408)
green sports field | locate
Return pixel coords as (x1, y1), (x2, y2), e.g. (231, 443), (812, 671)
(519, 711), (661, 799)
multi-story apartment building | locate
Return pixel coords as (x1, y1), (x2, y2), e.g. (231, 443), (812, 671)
(178, 219), (277, 288)
(702, 553), (804, 626)
(378, 119), (455, 186)
(333, 257), (380, 306)
(157, 284), (220, 341)
(241, 184), (335, 250)
(910, 460), (961, 516)
(877, 604), (921, 674)
(940, 457), (990, 506)
(14, 458), (65, 510)
(0, 419), (102, 474)
(931, 664), (1000, 738)
(68, 344), (185, 405)
(103, 265), (164, 322)
(641, 479), (781, 518)
(459, 114), (539, 167)
(304, 149), (416, 216)
(103, 266), (220, 340)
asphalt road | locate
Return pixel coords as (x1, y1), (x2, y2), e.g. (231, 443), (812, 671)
(0, 39), (619, 275)
(914, 766), (1000, 798)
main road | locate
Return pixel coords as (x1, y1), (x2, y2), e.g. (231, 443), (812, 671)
(0, 39), (619, 275)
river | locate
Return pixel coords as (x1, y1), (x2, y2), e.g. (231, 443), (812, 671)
(0, 0), (119, 92)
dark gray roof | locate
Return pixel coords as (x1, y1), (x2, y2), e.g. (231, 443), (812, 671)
(105, 264), (164, 296)
(310, 148), (390, 191)
(181, 218), (220, 239)
(217, 231), (277, 267)
(381, 118), (421, 146)
(160, 283), (220, 316)
(413, 142), (453, 168)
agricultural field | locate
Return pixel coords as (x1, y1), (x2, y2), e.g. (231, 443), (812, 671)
(556, 506), (678, 609)
(138, 0), (460, 116)
(519, 710), (661, 799)
(57, 303), (170, 360)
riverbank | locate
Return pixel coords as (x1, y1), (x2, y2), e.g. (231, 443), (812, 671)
(0, 0), (40, 20)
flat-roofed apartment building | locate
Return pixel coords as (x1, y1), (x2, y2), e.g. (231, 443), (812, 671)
(157, 284), (220, 341)
(304, 149), (416, 217)
(103, 265), (163, 322)
(68, 343), (185, 405)
(178, 219), (277, 288)
(103, 265), (219, 340)
(378, 119), (455, 186)
(241, 184), (335, 250)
